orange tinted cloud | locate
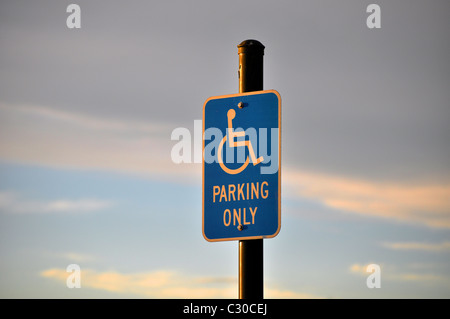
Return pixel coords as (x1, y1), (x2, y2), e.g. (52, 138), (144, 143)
(41, 267), (319, 299)
(285, 169), (450, 228)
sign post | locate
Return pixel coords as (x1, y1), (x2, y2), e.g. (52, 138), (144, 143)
(238, 40), (265, 300)
(202, 40), (280, 299)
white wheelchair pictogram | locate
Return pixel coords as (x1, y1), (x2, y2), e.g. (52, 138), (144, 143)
(217, 109), (264, 175)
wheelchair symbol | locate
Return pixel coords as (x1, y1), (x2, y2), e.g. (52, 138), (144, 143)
(217, 109), (264, 175)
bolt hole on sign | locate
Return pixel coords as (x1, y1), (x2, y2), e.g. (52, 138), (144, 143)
(202, 90), (281, 242)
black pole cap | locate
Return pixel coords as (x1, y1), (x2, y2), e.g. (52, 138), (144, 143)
(238, 39), (265, 55)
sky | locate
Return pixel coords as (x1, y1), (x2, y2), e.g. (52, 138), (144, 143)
(0, 0), (449, 298)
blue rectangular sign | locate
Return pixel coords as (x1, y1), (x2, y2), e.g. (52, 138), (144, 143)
(202, 90), (281, 242)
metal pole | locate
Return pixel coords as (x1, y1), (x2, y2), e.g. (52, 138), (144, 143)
(237, 39), (264, 299)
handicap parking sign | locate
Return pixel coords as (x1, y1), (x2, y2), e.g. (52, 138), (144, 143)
(202, 90), (281, 242)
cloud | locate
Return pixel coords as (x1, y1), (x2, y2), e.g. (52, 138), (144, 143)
(349, 263), (380, 276)
(0, 102), (197, 181)
(0, 191), (112, 214)
(382, 241), (450, 252)
(284, 169), (450, 229)
(349, 263), (448, 283)
(264, 288), (321, 299)
(395, 273), (444, 282)
(41, 267), (318, 299)
(0, 103), (171, 134)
